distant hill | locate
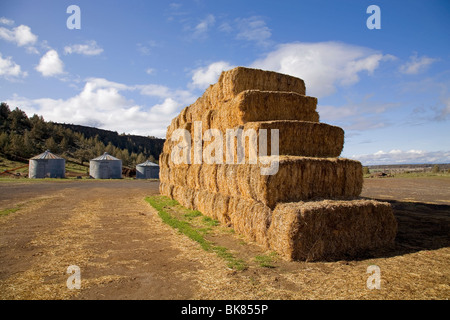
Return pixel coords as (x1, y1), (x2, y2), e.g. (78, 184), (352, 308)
(0, 102), (165, 167)
(57, 123), (165, 162)
(367, 163), (450, 171)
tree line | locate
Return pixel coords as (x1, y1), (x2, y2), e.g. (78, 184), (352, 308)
(0, 102), (164, 167)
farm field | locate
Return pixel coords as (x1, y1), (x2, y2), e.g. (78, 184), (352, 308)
(0, 177), (448, 300)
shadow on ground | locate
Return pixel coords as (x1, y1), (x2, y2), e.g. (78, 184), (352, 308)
(360, 198), (450, 260)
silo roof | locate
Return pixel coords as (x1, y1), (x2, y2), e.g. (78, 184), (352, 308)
(30, 150), (64, 160)
(137, 160), (159, 167)
(91, 152), (121, 161)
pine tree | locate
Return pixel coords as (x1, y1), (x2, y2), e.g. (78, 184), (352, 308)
(30, 115), (46, 140)
(130, 152), (138, 166)
(94, 140), (104, 156)
(121, 149), (130, 166)
(23, 130), (35, 157)
(148, 154), (157, 164)
(8, 107), (30, 132)
(0, 132), (9, 152)
(45, 137), (58, 153)
(0, 102), (11, 131)
(9, 133), (25, 157)
(105, 142), (115, 155)
(136, 153), (146, 165)
(61, 136), (69, 151)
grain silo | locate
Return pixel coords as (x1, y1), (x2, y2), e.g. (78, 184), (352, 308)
(136, 160), (159, 179)
(29, 150), (65, 179)
(89, 152), (122, 179)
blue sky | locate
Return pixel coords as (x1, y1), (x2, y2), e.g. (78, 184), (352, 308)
(0, 0), (449, 165)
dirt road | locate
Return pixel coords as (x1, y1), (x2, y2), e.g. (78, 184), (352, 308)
(0, 178), (449, 300)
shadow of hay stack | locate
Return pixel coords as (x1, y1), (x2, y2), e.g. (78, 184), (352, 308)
(159, 67), (398, 261)
(362, 199), (450, 259)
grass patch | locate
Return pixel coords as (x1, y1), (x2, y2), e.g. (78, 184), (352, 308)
(254, 252), (278, 268)
(0, 206), (20, 217)
(202, 216), (220, 226)
(145, 195), (247, 270)
(184, 210), (202, 220)
(365, 171), (450, 179)
(393, 171), (450, 178)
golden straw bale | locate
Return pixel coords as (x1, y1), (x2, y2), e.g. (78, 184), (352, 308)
(206, 90), (318, 132)
(228, 197), (272, 248)
(163, 119), (344, 167)
(241, 120), (344, 158)
(158, 164), (170, 183)
(159, 182), (174, 199)
(268, 199), (397, 261)
(166, 157), (363, 208)
(210, 192), (231, 225)
(213, 67), (306, 102)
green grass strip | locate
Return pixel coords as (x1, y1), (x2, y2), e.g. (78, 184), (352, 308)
(145, 195), (246, 270)
(254, 252), (278, 268)
(0, 206), (20, 217)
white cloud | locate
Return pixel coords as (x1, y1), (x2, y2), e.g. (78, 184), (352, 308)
(0, 53), (28, 79)
(350, 149), (450, 165)
(0, 24), (37, 47)
(36, 49), (64, 77)
(435, 96), (450, 121)
(317, 97), (399, 131)
(251, 41), (391, 98)
(190, 61), (235, 90)
(218, 22), (232, 33)
(399, 53), (437, 75)
(137, 83), (195, 103)
(169, 3), (182, 10)
(7, 78), (197, 138)
(136, 40), (159, 56)
(318, 105), (358, 121)
(195, 14), (215, 36)
(64, 40), (103, 56)
(146, 68), (155, 75)
(0, 17), (14, 26)
(150, 98), (180, 115)
(235, 16), (271, 46)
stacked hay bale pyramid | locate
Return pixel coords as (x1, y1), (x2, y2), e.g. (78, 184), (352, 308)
(159, 67), (397, 261)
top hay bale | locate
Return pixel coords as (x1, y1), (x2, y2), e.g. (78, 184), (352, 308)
(207, 67), (306, 105)
(165, 68), (313, 140)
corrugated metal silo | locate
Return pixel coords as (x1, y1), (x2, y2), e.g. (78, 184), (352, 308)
(136, 160), (159, 179)
(89, 152), (122, 179)
(28, 150), (65, 178)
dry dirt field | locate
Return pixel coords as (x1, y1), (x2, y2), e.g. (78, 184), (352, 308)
(0, 177), (448, 300)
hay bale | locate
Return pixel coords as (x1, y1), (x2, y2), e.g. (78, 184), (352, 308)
(159, 182), (174, 198)
(166, 156), (363, 208)
(214, 67), (306, 102)
(159, 164), (170, 183)
(221, 90), (318, 125)
(228, 197), (272, 247)
(241, 120), (344, 158)
(163, 120), (344, 166)
(192, 90), (319, 132)
(268, 199), (397, 261)
(167, 90), (318, 139)
(167, 66), (307, 138)
(165, 183), (272, 246)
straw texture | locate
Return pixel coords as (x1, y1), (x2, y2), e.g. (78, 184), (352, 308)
(268, 199), (397, 261)
(165, 156), (363, 208)
(160, 183), (397, 260)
